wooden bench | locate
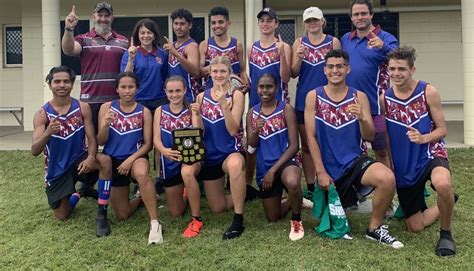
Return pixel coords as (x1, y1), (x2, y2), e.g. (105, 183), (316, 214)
(0, 107), (24, 126)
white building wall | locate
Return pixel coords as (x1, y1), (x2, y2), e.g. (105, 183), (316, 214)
(0, 0), (23, 126)
(399, 11), (464, 120)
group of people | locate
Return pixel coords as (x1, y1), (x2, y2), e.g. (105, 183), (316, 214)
(31, 0), (457, 257)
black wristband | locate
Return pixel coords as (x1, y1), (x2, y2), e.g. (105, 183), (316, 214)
(65, 27), (74, 32)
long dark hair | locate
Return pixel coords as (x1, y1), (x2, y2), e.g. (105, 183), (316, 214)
(131, 18), (161, 48)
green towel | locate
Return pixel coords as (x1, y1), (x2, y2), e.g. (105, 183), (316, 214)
(313, 184), (351, 239)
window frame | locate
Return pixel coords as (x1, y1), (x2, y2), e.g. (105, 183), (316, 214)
(3, 24), (23, 68)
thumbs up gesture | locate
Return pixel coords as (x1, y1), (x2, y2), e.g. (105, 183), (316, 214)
(347, 93), (364, 120)
(65, 5), (79, 29)
(367, 31), (383, 49)
(406, 126), (426, 144)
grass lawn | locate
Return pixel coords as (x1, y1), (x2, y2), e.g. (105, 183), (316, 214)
(1, 149), (473, 269)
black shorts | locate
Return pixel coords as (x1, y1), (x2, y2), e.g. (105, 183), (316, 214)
(45, 156), (99, 209)
(199, 160), (226, 181)
(88, 103), (103, 135)
(110, 156), (149, 187)
(163, 173), (184, 188)
(334, 155), (377, 208)
(397, 157), (450, 218)
(259, 160), (300, 199)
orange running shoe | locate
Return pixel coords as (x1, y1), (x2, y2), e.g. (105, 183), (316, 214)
(182, 218), (203, 238)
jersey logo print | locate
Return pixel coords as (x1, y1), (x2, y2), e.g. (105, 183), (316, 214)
(385, 92), (428, 126)
(302, 40), (332, 67)
(160, 110), (192, 134)
(201, 97), (224, 123)
(249, 45), (280, 70)
(168, 44), (187, 68)
(109, 108), (143, 135)
(48, 108), (84, 140)
(316, 96), (358, 129)
(206, 45), (238, 65)
(253, 109), (287, 140)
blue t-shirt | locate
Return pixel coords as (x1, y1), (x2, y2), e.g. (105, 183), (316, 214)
(121, 47), (168, 102)
(341, 25), (398, 115)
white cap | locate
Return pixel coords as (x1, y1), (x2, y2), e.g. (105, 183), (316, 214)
(303, 7), (324, 22)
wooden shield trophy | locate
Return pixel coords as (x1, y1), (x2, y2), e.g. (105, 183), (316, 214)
(172, 128), (205, 165)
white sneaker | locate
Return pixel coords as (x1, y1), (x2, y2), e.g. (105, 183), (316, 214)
(148, 220), (163, 245)
(289, 220), (304, 241)
(302, 198), (313, 209)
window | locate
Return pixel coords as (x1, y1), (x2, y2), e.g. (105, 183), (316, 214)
(324, 12), (399, 39)
(60, 20), (90, 75)
(3, 25), (22, 67)
(112, 16), (169, 46)
(173, 17), (207, 44)
(277, 19), (296, 45)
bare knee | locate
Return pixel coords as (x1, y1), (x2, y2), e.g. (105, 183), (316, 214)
(285, 179), (301, 193)
(406, 222), (425, 233)
(265, 214), (279, 222)
(96, 153), (112, 169)
(181, 166), (195, 181)
(115, 210), (131, 221)
(433, 179), (452, 197)
(53, 210), (70, 221)
(209, 203), (226, 214)
(169, 207), (185, 218)
(227, 156), (245, 172)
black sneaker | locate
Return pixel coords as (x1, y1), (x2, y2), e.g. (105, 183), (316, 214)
(366, 225), (404, 249)
(96, 213), (111, 237)
(222, 224), (245, 240)
(78, 182), (98, 200)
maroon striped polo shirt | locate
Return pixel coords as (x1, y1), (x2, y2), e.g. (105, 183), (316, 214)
(75, 28), (128, 103)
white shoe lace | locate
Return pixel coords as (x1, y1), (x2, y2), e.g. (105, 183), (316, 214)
(375, 225), (396, 244)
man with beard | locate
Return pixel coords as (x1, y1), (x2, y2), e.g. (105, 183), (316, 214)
(61, 2), (128, 197)
(61, 2), (128, 133)
(341, 0), (398, 168)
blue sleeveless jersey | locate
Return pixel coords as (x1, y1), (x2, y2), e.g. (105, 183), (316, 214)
(314, 87), (367, 181)
(167, 38), (200, 102)
(294, 35), (334, 112)
(384, 80), (448, 188)
(200, 89), (239, 167)
(248, 41), (288, 107)
(203, 37), (240, 89)
(251, 101), (290, 187)
(103, 100), (145, 160)
(159, 104), (193, 179)
(43, 98), (86, 185)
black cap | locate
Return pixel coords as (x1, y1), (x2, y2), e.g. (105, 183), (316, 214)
(94, 1), (113, 14)
(257, 7), (278, 20)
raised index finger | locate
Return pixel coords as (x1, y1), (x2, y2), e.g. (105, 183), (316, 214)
(278, 34), (282, 42)
(71, 5), (76, 15)
(353, 93), (360, 104)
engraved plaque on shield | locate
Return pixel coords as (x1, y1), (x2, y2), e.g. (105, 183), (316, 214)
(172, 128), (205, 165)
